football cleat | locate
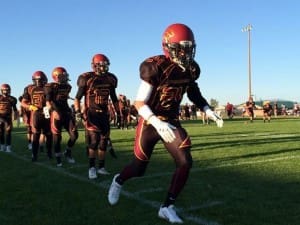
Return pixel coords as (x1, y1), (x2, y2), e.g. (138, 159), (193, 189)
(108, 174), (122, 205)
(1, 145), (6, 151)
(66, 156), (75, 164)
(6, 146), (11, 153)
(47, 152), (53, 159)
(56, 157), (62, 167)
(64, 150), (75, 164)
(89, 167), (97, 179)
(158, 205), (183, 224)
(97, 167), (110, 175)
(64, 150), (75, 163)
(32, 156), (37, 162)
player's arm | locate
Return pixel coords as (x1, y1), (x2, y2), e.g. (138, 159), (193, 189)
(44, 84), (54, 111)
(74, 91), (83, 121)
(109, 84), (120, 115)
(187, 82), (223, 128)
(134, 80), (176, 143)
(74, 75), (87, 120)
(21, 87), (37, 111)
(11, 97), (19, 120)
(74, 75), (87, 112)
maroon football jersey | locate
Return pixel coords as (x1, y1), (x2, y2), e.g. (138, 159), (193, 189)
(45, 82), (72, 112)
(76, 72), (118, 111)
(0, 95), (17, 116)
(139, 55), (208, 119)
(22, 84), (46, 110)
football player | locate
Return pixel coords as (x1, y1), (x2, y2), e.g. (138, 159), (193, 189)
(0, 84), (18, 152)
(118, 94), (130, 130)
(21, 71), (52, 161)
(74, 54), (120, 179)
(44, 67), (78, 167)
(263, 101), (273, 123)
(245, 96), (256, 122)
(108, 23), (223, 224)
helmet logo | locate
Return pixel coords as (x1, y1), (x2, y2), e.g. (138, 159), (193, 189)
(163, 31), (175, 44)
(53, 71), (59, 77)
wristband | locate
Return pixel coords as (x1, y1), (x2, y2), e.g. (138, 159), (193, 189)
(203, 105), (216, 119)
(138, 105), (154, 121)
(203, 105), (210, 113)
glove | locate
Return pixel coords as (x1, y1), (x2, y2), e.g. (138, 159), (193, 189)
(148, 116), (176, 143)
(43, 106), (50, 119)
(28, 105), (38, 111)
(204, 107), (224, 128)
(75, 112), (82, 122)
(215, 118), (224, 128)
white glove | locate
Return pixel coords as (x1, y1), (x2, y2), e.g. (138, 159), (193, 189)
(148, 116), (176, 143)
(43, 106), (50, 119)
(204, 106), (224, 128)
(215, 119), (224, 128)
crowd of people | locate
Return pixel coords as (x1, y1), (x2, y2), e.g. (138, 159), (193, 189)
(0, 23), (233, 224)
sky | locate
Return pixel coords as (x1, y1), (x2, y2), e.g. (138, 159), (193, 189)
(0, 0), (299, 107)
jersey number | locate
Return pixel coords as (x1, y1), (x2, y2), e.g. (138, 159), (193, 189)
(160, 87), (183, 109)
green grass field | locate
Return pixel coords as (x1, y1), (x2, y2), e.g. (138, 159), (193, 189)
(0, 117), (299, 225)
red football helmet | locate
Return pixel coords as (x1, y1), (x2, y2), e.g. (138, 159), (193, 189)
(1, 84), (11, 96)
(52, 67), (69, 84)
(91, 54), (110, 75)
(162, 23), (196, 69)
(32, 71), (48, 87)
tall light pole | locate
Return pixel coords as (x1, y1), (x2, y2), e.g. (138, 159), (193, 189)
(242, 24), (253, 99)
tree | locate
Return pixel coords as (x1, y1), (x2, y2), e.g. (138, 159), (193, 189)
(210, 98), (219, 109)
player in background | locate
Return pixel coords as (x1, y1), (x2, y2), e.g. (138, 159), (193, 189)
(0, 84), (18, 152)
(44, 67), (78, 167)
(225, 102), (234, 119)
(21, 71), (52, 161)
(245, 96), (256, 122)
(74, 53), (120, 179)
(262, 101), (273, 123)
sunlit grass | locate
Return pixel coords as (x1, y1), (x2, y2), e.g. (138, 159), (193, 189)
(0, 116), (299, 225)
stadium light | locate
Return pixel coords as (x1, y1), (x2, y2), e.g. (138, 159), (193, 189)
(242, 24), (253, 99)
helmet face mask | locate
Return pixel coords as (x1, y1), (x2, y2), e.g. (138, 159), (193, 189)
(164, 41), (196, 69)
(32, 71), (48, 87)
(162, 23), (196, 70)
(91, 54), (110, 75)
(1, 84), (11, 96)
(93, 63), (109, 75)
(52, 67), (69, 84)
